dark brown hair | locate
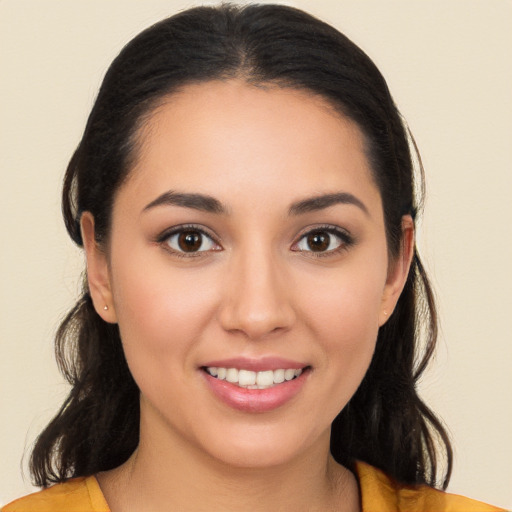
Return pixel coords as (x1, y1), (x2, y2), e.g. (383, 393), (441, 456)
(30, 3), (452, 489)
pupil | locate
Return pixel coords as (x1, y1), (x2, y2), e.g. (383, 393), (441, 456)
(308, 232), (329, 251)
(178, 231), (202, 252)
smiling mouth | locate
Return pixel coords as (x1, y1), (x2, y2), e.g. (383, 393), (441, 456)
(202, 366), (309, 389)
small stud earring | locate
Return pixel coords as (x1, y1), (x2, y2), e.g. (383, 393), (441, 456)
(103, 305), (109, 311)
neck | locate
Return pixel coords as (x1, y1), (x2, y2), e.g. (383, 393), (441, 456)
(98, 410), (360, 512)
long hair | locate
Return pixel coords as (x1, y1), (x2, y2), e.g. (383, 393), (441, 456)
(30, 3), (452, 489)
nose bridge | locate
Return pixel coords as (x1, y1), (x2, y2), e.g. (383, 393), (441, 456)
(219, 239), (294, 339)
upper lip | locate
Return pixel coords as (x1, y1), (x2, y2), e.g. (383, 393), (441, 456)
(201, 356), (308, 372)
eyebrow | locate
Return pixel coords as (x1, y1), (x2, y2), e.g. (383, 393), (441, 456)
(142, 190), (368, 217)
(289, 192), (369, 216)
(143, 191), (227, 214)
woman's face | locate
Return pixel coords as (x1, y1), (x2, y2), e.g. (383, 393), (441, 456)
(84, 80), (411, 469)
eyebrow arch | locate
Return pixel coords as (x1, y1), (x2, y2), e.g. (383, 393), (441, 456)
(289, 192), (369, 216)
(142, 191), (227, 214)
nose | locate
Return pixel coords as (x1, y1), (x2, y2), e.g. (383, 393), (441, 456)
(218, 246), (296, 340)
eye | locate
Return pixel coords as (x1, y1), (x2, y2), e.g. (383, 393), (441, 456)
(163, 227), (220, 255)
(292, 227), (352, 254)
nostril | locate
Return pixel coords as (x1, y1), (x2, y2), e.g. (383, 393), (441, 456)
(218, 268), (296, 338)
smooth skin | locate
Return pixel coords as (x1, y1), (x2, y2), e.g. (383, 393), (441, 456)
(81, 80), (414, 511)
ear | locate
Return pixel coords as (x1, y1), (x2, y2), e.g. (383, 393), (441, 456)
(80, 212), (118, 323)
(378, 215), (415, 326)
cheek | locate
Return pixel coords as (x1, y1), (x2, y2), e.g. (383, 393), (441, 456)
(300, 254), (387, 393)
(304, 257), (386, 340)
(109, 251), (220, 375)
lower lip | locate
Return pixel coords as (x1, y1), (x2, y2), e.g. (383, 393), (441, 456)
(202, 369), (309, 413)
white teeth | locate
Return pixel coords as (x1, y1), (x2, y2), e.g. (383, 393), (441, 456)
(238, 369), (256, 386)
(273, 369), (285, 383)
(256, 370), (274, 387)
(225, 368), (239, 383)
(205, 366), (304, 388)
(284, 369), (296, 381)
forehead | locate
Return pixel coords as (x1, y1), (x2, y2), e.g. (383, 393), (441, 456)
(122, 80), (381, 214)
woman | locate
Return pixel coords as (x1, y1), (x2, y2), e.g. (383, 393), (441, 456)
(3, 4), (504, 511)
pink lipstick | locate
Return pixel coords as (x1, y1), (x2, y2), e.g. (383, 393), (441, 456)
(200, 357), (310, 413)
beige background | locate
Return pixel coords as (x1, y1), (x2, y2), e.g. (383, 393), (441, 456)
(1, 0), (511, 508)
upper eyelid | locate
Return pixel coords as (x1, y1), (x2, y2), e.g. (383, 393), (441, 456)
(157, 224), (220, 243)
(294, 224), (351, 240)
(156, 223), (352, 248)
(158, 225), (222, 257)
(291, 225), (354, 252)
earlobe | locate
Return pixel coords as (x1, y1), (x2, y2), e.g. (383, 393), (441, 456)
(80, 212), (118, 324)
(379, 215), (415, 326)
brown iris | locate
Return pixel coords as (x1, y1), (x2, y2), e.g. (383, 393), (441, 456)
(306, 231), (330, 252)
(178, 230), (203, 252)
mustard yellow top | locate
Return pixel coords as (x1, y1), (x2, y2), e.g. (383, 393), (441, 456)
(2, 461), (504, 511)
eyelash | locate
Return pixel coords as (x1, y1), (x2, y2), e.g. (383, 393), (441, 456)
(291, 225), (355, 258)
(157, 224), (221, 258)
(156, 224), (354, 258)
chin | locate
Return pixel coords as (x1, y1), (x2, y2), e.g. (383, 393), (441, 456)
(198, 422), (328, 470)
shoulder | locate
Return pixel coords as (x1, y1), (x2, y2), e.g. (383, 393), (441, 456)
(2, 476), (110, 512)
(355, 461), (505, 512)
